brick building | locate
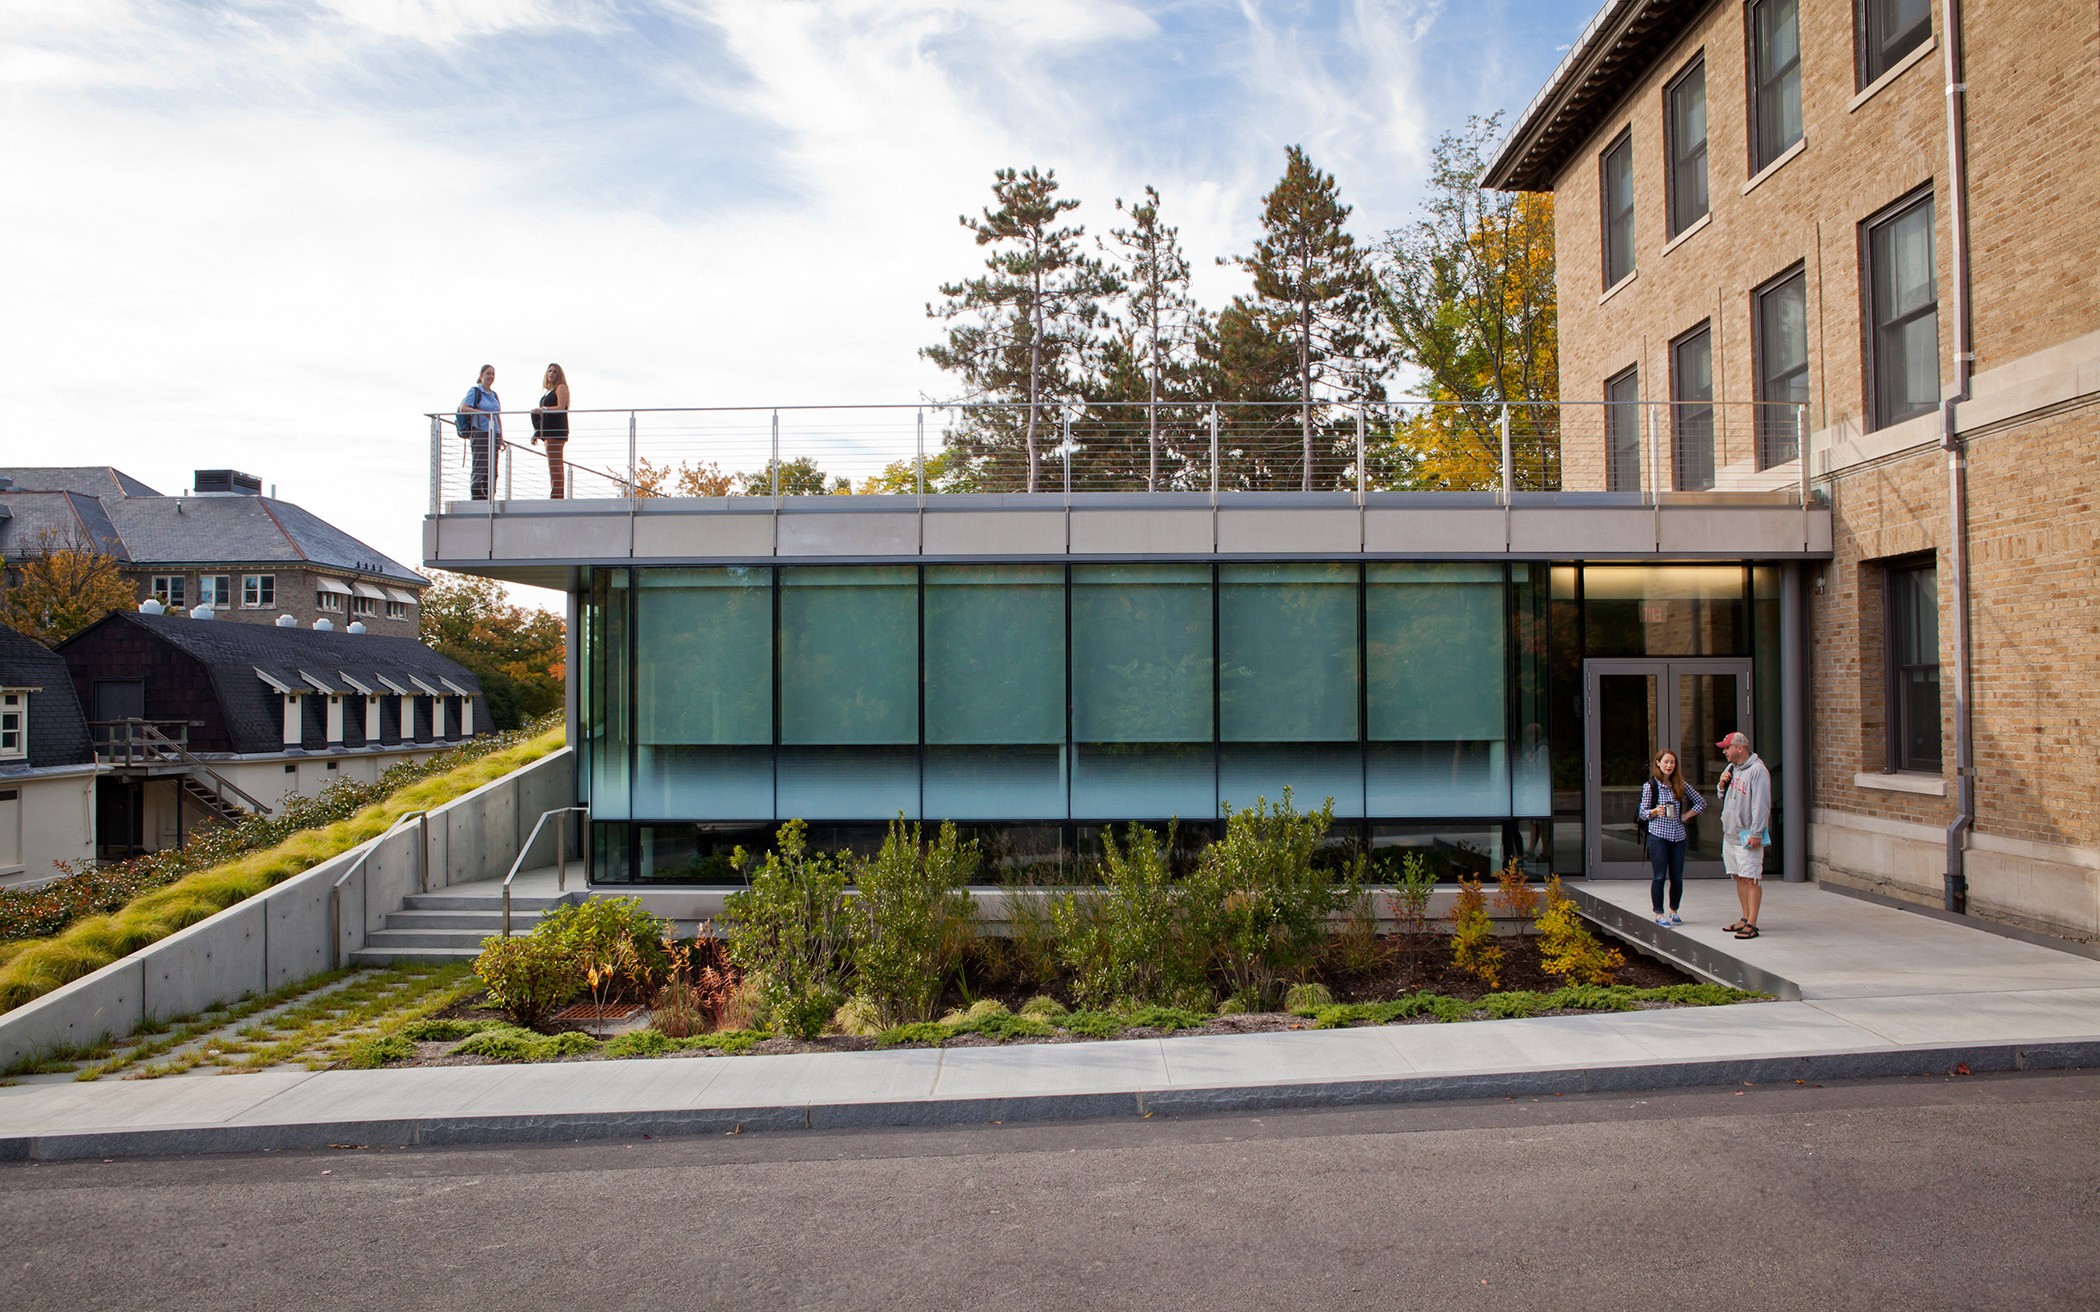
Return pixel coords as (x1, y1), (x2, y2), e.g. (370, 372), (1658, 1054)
(0, 467), (426, 636)
(1485, 0), (2099, 938)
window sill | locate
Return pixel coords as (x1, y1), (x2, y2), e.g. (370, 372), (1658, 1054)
(1849, 37), (1937, 113)
(1598, 269), (1638, 306)
(1742, 137), (1806, 196)
(1661, 212), (1712, 257)
(1854, 770), (1947, 797)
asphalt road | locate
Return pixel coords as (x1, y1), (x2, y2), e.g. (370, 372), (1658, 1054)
(4, 1070), (2097, 1312)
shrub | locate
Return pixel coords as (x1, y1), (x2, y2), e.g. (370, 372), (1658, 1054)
(722, 821), (854, 1039)
(603, 1029), (678, 1059)
(1332, 886), (1384, 976)
(398, 1018), (495, 1042)
(1055, 822), (1209, 1011)
(851, 819), (978, 1026)
(472, 936), (584, 1029)
(1058, 1010), (1127, 1038)
(649, 976), (709, 1039)
(950, 1012), (1055, 1041)
(1533, 878), (1625, 986)
(536, 897), (670, 996)
(696, 1028), (770, 1055)
(1019, 995), (1068, 1020)
(1389, 852), (1437, 940)
(1447, 877), (1504, 989)
(1285, 982), (1335, 1015)
(1119, 1004), (1209, 1033)
(995, 882), (1066, 994)
(1493, 858), (1540, 921)
(1186, 790), (1349, 1008)
(452, 1025), (601, 1061)
(875, 1021), (954, 1047)
(1481, 990), (1549, 1019)
(338, 1033), (415, 1068)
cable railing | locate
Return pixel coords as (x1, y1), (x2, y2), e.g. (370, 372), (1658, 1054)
(427, 399), (1814, 510)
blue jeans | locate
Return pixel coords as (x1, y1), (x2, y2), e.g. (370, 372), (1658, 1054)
(1647, 835), (1687, 914)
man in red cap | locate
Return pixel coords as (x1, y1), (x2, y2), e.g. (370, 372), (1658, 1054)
(1715, 731), (1771, 938)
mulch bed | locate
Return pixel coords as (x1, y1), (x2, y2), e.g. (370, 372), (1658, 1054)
(374, 925), (1723, 1068)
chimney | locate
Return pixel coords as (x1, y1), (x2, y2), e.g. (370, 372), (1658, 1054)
(193, 469), (263, 496)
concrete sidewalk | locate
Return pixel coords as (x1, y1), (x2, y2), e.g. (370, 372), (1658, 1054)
(5, 881), (2098, 1162)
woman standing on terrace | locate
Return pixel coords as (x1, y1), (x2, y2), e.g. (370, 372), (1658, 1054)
(531, 363), (571, 498)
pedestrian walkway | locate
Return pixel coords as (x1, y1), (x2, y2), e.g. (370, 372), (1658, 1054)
(3, 882), (2097, 1161)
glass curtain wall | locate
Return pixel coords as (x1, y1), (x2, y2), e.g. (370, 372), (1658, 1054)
(1366, 564), (1510, 816)
(924, 564), (1066, 818)
(1219, 562), (1360, 817)
(1070, 563), (1215, 819)
(778, 566), (920, 818)
(631, 568), (773, 820)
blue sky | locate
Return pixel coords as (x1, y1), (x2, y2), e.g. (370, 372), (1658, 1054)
(1, 0), (1597, 596)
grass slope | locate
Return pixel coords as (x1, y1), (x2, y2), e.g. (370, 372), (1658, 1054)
(0, 727), (564, 1014)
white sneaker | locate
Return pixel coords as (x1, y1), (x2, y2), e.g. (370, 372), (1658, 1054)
(1655, 915), (1672, 926)
(1666, 913), (1684, 926)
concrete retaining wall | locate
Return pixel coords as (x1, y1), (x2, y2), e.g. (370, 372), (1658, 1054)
(0, 748), (574, 1070)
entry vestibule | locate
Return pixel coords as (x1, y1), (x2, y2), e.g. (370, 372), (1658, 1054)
(1583, 659), (1751, 878)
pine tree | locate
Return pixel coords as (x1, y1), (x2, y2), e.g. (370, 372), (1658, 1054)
(1195, 297), (1300, 490)
(1090, 187), (1207, 491)
(1375, 115), (1559, 490)
(1225, 146), (1387, 490)
(923, 167), (1119, 492)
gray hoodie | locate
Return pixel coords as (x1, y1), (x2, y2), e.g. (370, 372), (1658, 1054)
(1720, 752), (1772, 843)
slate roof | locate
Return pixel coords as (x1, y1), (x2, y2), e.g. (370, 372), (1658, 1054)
(0, 624), (95, 771)
(82, 612), (482, 755)
(1, 467), (161, 499)
(0, 491), (130, 560)
(0, 466), (423, 588)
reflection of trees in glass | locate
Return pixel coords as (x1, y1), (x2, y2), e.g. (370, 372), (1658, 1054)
(635, 571), (771, 746)
(924, 568), (1063, 745)
(1073, 570), (1211, 743)
(1220, 566), (1357, 742)
(1367, 569), (1506, 744)
(780, 571), (917, 745)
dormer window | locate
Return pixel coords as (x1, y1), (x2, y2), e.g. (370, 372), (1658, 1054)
(0, 691), (26, 760)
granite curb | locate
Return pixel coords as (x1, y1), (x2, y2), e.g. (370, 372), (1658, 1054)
(6, 1038), (2095, 1163)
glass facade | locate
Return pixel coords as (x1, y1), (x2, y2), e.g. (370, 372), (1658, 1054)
(582, 561), (1783, 882)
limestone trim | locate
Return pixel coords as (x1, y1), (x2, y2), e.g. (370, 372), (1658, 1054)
(1855, 770), (1948, 797)
(1848, 37), (1937, 115)
(1740, 136), (1806, 196)
(1660, 211), (1712, 257)
(1598, 267), (1638, 306)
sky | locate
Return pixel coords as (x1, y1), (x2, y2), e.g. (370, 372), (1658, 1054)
(1, 0), (1598, 610)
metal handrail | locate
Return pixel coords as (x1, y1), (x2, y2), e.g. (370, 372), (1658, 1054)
(501, 805), (588, 937)
(328, 810), (429, 969)
(104, 718), (275, 815)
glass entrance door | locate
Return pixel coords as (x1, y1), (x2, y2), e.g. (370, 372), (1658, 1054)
(1584, 659), (1751, 878)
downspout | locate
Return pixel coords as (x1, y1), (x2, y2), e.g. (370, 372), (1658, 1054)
(1938, 0), (1975, 913)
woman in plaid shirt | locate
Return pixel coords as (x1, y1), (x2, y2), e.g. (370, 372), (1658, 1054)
(1641, 750), (1706, 926)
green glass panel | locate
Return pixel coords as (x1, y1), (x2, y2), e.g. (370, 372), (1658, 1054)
(1071, 563), (1212, 744)
(586, 570), (630, 820)
(924, 564), (1064, 745)
(1219, 562), (1358, 743)
(779, 566), (917, 745)
(633, 568), (772, 746)
(1367, 563), (1505, 742)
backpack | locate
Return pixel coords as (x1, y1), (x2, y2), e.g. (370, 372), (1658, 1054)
(454, 386), (484, 437)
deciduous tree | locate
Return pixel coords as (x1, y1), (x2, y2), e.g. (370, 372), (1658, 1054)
(1376, 115), (1559, 490)
(0, 530), (135, 646)
(418, 572), (566, 731)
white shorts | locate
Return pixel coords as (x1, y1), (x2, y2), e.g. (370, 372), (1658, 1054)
(1724, 839), (1765, 881)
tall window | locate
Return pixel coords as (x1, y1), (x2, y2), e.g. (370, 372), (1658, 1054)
(1867, 192), (1938, 430)
(150, 575), (185, 608)
(1220, 563), (1361, 818)
(1671, 324), (1715, 490)
(1666, 57), (1708, 235)
(1755, 266), (1809, 465)
(1601, 131), (1635, 288)
(1860, 0), (1931, 85)
(1605, 367), (1642, 492)
(1749, 0), (1803, 171)
(1885, 556), (1941, 771)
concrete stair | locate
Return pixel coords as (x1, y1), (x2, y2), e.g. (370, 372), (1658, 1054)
(351, 889), (584, 965)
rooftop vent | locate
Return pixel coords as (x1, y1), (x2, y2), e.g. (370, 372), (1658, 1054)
(140, 597), (165, 615)
(313, 618), (333, 631)
(192, 604), (214, 620)
(276, 614), (297, 627)
(193, 469), (263, 496)
(0, 476), (14, 491)
(346, 621), (366, 635)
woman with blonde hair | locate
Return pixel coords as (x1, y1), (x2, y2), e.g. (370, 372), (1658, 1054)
(1641, 749), (1705, 926)
(530, 363), (571, 498)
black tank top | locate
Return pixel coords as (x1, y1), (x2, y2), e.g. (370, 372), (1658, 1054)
(536, 389), (568, 440)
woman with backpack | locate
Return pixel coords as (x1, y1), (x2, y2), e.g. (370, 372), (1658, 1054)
(530, 363), (571, 498)
(1641, 749), (1705, 926)
(457, 365), (502, 500)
